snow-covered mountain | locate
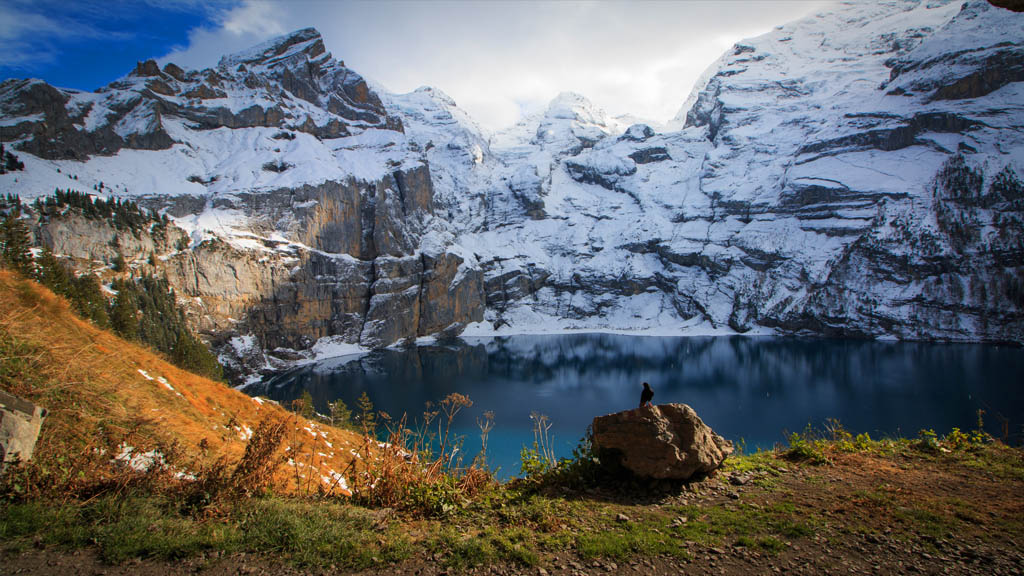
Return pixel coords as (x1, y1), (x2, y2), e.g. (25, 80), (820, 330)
(454, 0), (1024, 341)
(0, 27), (486, 379)
(1, 0), (1022, 380)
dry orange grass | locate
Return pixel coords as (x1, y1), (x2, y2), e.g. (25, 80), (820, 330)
(0, 269), (365, 496)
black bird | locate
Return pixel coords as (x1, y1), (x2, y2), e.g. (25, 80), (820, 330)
(639, 382), (654, 407)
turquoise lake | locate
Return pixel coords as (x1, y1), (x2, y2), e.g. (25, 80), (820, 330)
(252, 334), (1024, 478)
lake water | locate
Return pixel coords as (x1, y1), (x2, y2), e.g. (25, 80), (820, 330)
(251, 334), (1024, 478)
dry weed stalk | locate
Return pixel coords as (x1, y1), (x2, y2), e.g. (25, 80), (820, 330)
(474, 410), (495, 469)
(340, 392), (495, 513)
(430, 393), (472, 477)
(230, 417), (286, 497)
(531, 411), (557, 468)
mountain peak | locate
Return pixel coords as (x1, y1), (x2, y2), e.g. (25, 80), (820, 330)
(414, 85), (457, 107)
(218, 27), (328, 71)
(546, 91), (597, 116)
(543, 91), (612, 130)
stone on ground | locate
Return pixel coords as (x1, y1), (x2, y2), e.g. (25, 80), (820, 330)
(0, 390), (47, 472)
(591, 403), (732, 480)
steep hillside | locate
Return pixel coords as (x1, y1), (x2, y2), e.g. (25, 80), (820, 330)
(0, 269), (361, 494)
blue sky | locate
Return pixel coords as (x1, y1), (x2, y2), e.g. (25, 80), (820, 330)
(0, 0), (826, 129)
(0, 0), (235, 91)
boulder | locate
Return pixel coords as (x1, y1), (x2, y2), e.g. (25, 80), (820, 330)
(0, 390), (47, 472)
(591, 403), (732, 480)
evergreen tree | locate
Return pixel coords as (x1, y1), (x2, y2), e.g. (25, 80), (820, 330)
(0, 209), (33, 273)
(356, 391), (376, 434)
(0, 144), (24, 174)
(35, 189), (159, 232)
(69, 273), (110, 328)
(329, 398), (352, 428)
(171, 329), (224, 381)
(109, 274), (223, 380)
(109, 285), (139, 341)
(33, 247), (72, 296)
(292, 390), (316, 419)
(990, 165), (1024, 203)
(2, 193), (21, 210)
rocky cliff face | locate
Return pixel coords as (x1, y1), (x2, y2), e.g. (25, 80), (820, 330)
(445, 0), (1024, 343)
(1, 1), (1022, 382)
(0, 29), (484, 380)
(0, 28), (401, 160)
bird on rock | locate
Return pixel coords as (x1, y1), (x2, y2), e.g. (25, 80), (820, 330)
(639, 381), (654, 407)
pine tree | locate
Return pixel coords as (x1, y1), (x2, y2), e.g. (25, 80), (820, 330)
(109, 282), (139, 340)
(356, 391), (376, 434)
(0, 144), (24, 174)
(0, 209), (33, 273)
(329, 398), (352, 428)
(110, 273), (225, 381)
(33, 247), (72, 296)
(990, 165), (1024, 203)
(171, 329), (224, 382)
(292, 390), (315, 419)
(69, 273), (110, 328)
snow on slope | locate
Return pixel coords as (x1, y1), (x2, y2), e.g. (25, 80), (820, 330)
(1, 0), (1022, 352)
(438, 0), (1024, 341)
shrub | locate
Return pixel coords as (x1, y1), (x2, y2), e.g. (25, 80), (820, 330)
(916, 428), (940, 452)
(783, 425), (830, 465)
(344, 393), (494, 516)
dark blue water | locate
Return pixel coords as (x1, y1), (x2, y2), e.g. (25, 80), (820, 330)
(251, 335), (1024, 478)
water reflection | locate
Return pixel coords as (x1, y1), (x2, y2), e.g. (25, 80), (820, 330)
(252, 335), (1024, 477)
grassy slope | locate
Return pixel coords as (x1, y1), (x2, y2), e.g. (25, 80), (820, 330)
(0, 269), (361, 494)
(2, 268), (1023, 574)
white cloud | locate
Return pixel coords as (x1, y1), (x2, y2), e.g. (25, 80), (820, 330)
(0, 0), (105, 68)
(160, 0), (831, 130)
(0, 0), (158, 71)
(221, 1), (287, 37)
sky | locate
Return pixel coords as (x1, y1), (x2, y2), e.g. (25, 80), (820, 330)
(0, 0), (828, 131)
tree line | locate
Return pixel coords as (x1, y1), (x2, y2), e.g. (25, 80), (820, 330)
(34, 188), (167, 233)
(0, 197), (224, 381)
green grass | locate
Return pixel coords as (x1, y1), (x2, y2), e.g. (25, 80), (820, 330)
(575, 521), (684, 561)
(951, 444), (1024, 482)
(427, 525), (540, 569)
(3, 426), (1021, 571)
(230, 499), (411, 568)
(721, 451), (787, 489)
(892, 505), (962, 541)
(0, 501), (90, 552)
(662, 500), (816, 550)
(736, 535), (786, 553)
(852, 485), (896, 507)
(1, 494), (411, 569)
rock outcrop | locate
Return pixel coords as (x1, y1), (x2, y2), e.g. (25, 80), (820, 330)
(0, 390), (47, 472)
(591, 404), (733, 480)
(0, 28), (400, 161)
